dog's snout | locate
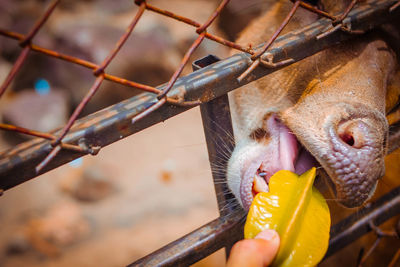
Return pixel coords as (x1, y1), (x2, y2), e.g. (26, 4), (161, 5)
(325, 118), (386, 208)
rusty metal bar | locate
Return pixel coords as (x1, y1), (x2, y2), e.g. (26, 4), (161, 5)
(140, 1), (253, 55)
(127, 211), (245, 267)
(333, 0), (359, 25)
(0, 0), (398, 191)
(0, 46), (30, 98)
(34, 0), (233, 172)
(0, 123), (95, 154)
(127, 182), (400, 266)
(156, 32), (206, 99)
(296, 1), (336, 20)
(251, 0), (300, 60)
(36, 75), (105, 173)
(195, 55), (242, 257)
(195, 55), (237, 216)
(94, 2), (146, 76)
(388, 122), (400, 154)
(0, 0), (60, 98)
(0, 28), (162, 95)
(196, 0), (230, 34)
(324, 185), (400, 259)
(237, 0), (301, 82)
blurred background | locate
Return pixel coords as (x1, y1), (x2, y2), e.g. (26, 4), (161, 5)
(0, 0), (267, 266)
(0, 1), (399, 266)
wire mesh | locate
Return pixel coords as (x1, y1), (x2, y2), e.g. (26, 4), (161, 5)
(1, 0), (398, 188)
(0, 0), (399, 265)
(0, 0), (397, 175)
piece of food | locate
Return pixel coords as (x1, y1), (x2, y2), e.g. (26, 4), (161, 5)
(244, 168), (330, 267)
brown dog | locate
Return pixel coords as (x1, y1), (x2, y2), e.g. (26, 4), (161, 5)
(227, 0), (399, 211)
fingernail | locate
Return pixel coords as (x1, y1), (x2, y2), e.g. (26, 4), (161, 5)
(255, 229), (277, 241)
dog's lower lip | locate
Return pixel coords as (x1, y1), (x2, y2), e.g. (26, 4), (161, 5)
(247, 143), (321, 205)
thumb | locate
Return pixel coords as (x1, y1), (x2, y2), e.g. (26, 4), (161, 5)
(227, 229), (280, 267)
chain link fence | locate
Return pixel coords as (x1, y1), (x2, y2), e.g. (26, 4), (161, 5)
(0, 0), (399, 265)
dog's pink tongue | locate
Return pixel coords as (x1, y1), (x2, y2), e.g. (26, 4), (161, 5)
(295, 149), (319, 175)
(258, 116), (300, 182)
(278, 122), (317, 175)
(277, 120), (318, 175)
(279, 123), (298, 172)
(257, 115), (317, 185)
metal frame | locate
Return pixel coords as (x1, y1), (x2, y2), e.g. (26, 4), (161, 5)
(0, 1), (399, 266)
(1, 0), (399, 189)
(128, 51), (400, 265)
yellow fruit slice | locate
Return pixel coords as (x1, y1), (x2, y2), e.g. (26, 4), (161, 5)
(244, 168), (330, 267)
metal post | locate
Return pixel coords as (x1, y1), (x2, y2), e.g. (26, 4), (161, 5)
(194, 55), (245, 258)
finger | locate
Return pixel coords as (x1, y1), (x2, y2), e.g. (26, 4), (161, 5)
(227, 229), (280, 267)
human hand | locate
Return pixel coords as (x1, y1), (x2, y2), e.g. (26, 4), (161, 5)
(226, 229), (280, 267)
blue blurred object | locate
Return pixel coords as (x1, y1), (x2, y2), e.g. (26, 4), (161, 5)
(34, 79), (50, 95)
(69, 157), (83, 168)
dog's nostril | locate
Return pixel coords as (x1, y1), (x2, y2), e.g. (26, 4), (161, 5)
(339, 133), (355, 147)
(337, 120), (368, 149)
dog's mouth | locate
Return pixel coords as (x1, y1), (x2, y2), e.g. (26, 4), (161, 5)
(251, 147), (318, 197)
(240, 115), (319, 210)
(249, 146), (319, 202)
(239, 110), (386, 210)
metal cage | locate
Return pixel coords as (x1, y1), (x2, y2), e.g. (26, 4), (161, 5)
(0, 0), (399, 266)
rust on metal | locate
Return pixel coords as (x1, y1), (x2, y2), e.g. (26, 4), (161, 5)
(131, 97), (167, 124)
(1, 0), (374, 172)
(3, 0), (245, 171)
(388, 122), (400, 154)
(51, 75), (105, 144)
(237, 0), (301, 82)
(0, 46), (30, 98)
(0, 123), (91, 154)
(36, 75), (105, 173)
(0, 0), (398, 190)
(324, 186), (400, 259)
(157, 32), (206, 99)
(389, 249), (400, 267)
(259, 54), (294, 68)
(251, 0), (301, 60)
(141, 0), (252, 54)
(333, 0), (359, 25)
(236, 58), (260, 83)
(35, 145), (62, 174)
(128, 185), (400, 266)
(204, 32), (253, 54)
(390, 1), (400, 12)
(93, 2), (146, 76)
(128, 211), (245, 267)
(0, 1), (399, 265)
(19, 0), (60, 47)
(241, 0), (364, 81)
(142, 2), (201, 28)
(357, 220), (399, 265)
(296, 1), (336, 20)
(0, 0), (60, 98)
(195, 54), (241, 257)
(196, 0), (230, 34)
